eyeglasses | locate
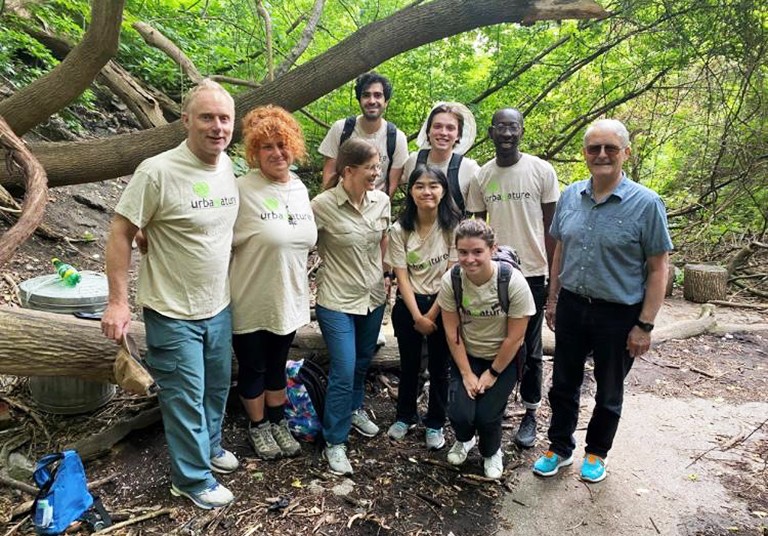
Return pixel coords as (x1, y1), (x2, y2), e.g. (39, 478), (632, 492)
(352, 163), (382, 172)
(490, 123), (521, 133)
(585, 144), (625, 156)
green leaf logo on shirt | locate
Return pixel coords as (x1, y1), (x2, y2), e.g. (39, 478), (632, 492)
(462, 295), (472, 312)
(193, 182), (210, 198)
(486, 180), (501, 195)
(264, 197), (280, 211)
(406, 251), (421, 265)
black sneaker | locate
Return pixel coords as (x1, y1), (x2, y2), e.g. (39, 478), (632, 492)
(514, 411), (537, 448)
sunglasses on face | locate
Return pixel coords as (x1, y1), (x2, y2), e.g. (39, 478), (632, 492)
(585, 144), (624, 156)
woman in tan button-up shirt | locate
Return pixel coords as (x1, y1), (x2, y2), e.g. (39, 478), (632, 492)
(311, 138), (391, 476)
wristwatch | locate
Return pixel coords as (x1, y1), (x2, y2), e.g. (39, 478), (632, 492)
(635, 320), (654, 332)
(488, 366), (501, 378)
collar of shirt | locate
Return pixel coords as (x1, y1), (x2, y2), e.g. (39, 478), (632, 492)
(332, 179), (378, 209)
(581, 172), (631, 203)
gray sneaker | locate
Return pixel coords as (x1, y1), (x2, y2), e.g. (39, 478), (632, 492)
(351, 409), (380, 437)
(447, 436), (477, 466)
(271, 420), (301, 457)
(248, 422), (281, 460)
(171, 482), (234, 509)
(387, 421), (414, 440)
(425, 427), (446, 450)
(324, 443), (353, 475)
(210, 448), (239, 474)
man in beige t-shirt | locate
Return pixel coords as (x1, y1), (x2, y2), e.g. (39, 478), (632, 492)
(466, 108), (560, 449)
(318, 72), (408, 197)
(101, 80), (239, 510)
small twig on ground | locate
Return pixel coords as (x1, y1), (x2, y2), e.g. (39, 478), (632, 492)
(689, 367), (717, 379)
(460, 473), (498, 484)
(0, 472), (38, 495)
(92, 507), (174, 534)
(2, 515), (28, 536)
(566, 517), (586, 531)
(638, 355), (681, 369)
(709, 300), (768, 310)
(650, 516), (661, 534)
(420, 458), (460, 472)
(206, 500), (235, 532)
(511, 498), (528, 507)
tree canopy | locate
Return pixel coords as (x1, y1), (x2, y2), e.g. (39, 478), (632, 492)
(0, 0), (766, 257)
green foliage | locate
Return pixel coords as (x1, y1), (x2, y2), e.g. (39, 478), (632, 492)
(0, 0), (765, 252)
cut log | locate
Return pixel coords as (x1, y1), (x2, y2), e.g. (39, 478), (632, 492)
(684, 264), (728, 303)
(0, 307), (395, 383)
(0, 306), (143, 382)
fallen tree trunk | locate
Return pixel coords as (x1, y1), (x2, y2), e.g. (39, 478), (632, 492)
(2, 305), (765, 382)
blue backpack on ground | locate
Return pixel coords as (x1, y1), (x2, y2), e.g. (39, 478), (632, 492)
(33, 450), (93, 534)
(285, 357), (328, 443)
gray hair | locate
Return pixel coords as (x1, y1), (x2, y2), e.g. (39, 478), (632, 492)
(181, 79), (234, 113)
(584, 119), (630, 148)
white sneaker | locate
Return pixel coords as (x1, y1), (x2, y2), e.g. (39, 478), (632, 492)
(210, 449), (239, 474)
(324, 443), (353, 475)
(484, 448), (504, 479)
(170, 482), (234, 509)
(425, 427), (446, 450)
(447, 436), (476, 465)
(351, 408), (380, 437)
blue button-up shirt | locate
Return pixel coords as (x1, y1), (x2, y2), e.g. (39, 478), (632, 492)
(550, 174), (673, 305)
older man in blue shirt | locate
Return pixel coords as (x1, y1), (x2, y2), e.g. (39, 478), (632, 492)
(532, 119), (673, 483)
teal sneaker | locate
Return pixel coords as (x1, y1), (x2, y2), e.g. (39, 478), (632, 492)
(580, 454), (607, 483)
(532, 450), (574, 477)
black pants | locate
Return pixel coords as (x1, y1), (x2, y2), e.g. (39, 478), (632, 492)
(547, 289), (642, 459)
(232, 330), (296, 399)
(391, 294), (450, 429)
(448, 352), (520, 457)
(519, 275), (547, 409)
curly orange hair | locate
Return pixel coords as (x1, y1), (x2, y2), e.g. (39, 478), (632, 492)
(242, 105), (307, 168)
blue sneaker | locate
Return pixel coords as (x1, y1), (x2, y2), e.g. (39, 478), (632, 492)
(532, 450), (574, 477)
(580, 454), (607, 483)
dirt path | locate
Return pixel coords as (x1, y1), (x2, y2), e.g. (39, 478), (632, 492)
(501, 393), (768, 535)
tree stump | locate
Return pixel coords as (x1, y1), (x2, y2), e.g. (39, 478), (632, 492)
(665, 263), (675, 297)
(683, 264), (728, 303)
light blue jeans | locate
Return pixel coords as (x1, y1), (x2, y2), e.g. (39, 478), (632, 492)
(316, 304), (385, 445)
(143, 307), (232, 493)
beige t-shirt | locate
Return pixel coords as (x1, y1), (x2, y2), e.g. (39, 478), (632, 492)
(437, 263), (536, 359)
(116, 142), (238, 320)
(385, 221), (457, 295)
(311, 182), (391, 314)
(318, 116), (409, 192)
(229, 169), (317, 335)
(466, 154), (560, 277)
(400, 151), (480, 203)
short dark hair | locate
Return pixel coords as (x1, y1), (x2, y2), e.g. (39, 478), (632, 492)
(354, 72), (393, 101)
(398, 165), (462, 233)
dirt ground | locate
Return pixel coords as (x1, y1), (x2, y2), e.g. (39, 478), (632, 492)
(0, 308), (766, 535)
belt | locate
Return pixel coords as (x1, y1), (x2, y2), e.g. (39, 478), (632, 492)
(561, 288), (619, 306)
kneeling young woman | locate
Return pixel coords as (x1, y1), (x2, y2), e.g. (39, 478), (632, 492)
(437, 219), (535, 479)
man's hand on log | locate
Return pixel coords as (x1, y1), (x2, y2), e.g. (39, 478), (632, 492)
(101, 302), (132, 342)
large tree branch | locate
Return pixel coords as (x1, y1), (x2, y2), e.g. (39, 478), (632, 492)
(0, 0), (606, 189)
(16, 23), (168, 129)
(255, 0), (275, 82)
(0, 0), (125, 136)
(274, 0), (325, 78)
(132, 21), (203, 83)
(0, 116), (48, 267)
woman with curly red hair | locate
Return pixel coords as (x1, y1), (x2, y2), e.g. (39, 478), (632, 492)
(229, 105), (317, 460)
